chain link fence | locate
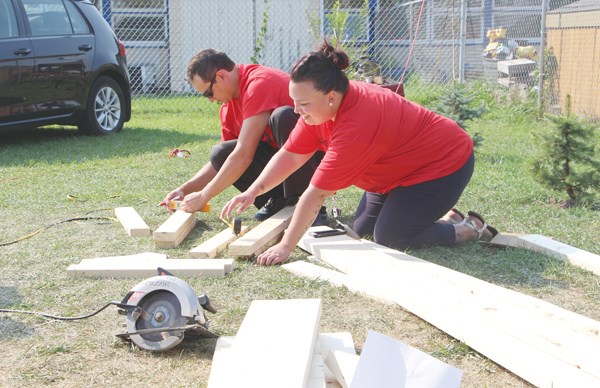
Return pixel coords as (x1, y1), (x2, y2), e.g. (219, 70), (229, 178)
(96, 0), (599, 120)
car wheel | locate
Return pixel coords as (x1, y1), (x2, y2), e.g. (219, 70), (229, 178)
(79, 76), (125, 135)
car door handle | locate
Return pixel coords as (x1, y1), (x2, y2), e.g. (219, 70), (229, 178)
(78, 44), (93, 52)
(13, 48), (32, 56)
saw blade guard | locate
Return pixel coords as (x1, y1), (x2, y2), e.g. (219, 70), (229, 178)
(126, 290), (188, 351)
(122, 275), (206, 325)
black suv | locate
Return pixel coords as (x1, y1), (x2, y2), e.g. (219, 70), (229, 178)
(0, 0), (131, 135)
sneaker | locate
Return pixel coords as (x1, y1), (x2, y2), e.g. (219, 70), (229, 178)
(312, 206), (328, 226)
(254, 196), (299, 221)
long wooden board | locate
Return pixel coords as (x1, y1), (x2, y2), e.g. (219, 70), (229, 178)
(297, 227), (600, 387)
(114, 207), (151, 236)
(207, 299), (322, 388)
(489, 233), (600, 276)
(66, 258), (233, 278)
(282, 261), (394, 305)
(188, 225), (249, 258)
(228, 206), (295, 257)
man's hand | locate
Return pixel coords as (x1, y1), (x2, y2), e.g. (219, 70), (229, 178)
(160, 188), (185, 214)
(180, 191), (209, 213)
(256, 242), (293, 266)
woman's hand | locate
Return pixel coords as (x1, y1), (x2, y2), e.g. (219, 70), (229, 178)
(221, 190), (259, 220)
(256, 243), (293, 266)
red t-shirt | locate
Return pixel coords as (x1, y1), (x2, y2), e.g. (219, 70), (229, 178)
(219, 64), (293, 149)
(283, 81), (473, 194)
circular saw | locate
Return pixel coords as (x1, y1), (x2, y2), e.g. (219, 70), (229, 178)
(116, 267), (217, 352)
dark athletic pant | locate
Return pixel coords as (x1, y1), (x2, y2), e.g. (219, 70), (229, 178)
(353, 152), (475, 249)
(210, 106), (323, 209)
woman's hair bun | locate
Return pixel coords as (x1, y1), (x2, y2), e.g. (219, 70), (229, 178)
(318, 40), (350, 71)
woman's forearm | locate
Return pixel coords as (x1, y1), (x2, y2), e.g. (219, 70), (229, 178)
(280, 185), (335, 248)
(247, 148), (314, 197)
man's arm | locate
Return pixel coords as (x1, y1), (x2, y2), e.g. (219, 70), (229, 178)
(180, 111), (270, 212)
(160, 161), (217, 212)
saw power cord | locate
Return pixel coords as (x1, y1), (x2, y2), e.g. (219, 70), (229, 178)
(0, 302), (115, 321)
(0, 198), (148, 247)
(0, 215), (116, 247)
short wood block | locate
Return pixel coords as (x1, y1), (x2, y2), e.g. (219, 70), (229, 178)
(228, 206), (295, 257)
(154, 210), (197, 248)
(153, 210), (196, 241)
(114, 207), (151, 236)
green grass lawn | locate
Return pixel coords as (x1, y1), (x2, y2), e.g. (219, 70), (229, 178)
(0, 89), (598, 387)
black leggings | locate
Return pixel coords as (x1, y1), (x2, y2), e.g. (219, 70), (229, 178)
(210, 106), (323, 209)
(353, 152), (475, 249)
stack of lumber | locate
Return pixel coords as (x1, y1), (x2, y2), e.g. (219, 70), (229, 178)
(154, 210), (197, 248)
(207, 299), (322, 387)
(66, 252), (234, 278)
(284, 227), (600, 387)
(207, 299), (461, 388)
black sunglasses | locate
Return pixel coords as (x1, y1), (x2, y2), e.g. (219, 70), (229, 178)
(202, 74), (217, 98)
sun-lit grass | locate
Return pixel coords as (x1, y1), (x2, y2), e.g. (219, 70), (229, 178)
(0, 87), (598, 387)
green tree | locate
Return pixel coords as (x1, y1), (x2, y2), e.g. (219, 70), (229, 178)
(434, 84), (486, 148)
(306, 0), (372, 80)
(531, 96), (600, 207)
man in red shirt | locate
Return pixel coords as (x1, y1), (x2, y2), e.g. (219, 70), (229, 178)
(160, 49), (324, 222)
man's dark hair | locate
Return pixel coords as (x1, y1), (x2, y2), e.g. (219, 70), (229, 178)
(187, 49), (236, 82)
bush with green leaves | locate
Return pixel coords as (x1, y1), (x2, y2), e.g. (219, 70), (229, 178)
(531, 96), (600, 207)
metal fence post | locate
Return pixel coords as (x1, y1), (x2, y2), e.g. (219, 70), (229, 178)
(459, 0), (467, 83)
(537, 0), (548, 116)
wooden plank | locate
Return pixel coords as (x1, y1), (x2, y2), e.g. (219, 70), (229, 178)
(208, 299), (321, 388)
(318, 333), (356, 388)
(228, 206), (295, 257)
(209, 334), (335, 388)
(350, 330), (462, 388)
(307, 341), (327, 388)
(72, 257), (233, 273)
(66, 258), (233, 278)
(188, 225), (250, 258)
(207, 336), (235, 388)
(297, 228), (600, 387)
(318, 332), (356, 356)
(153, 210), (197, 248)
(282, 260), (394, 305)
(76, 252), (167, 262)
(489, 233), (600, 276)
(114, 207), (151, 236)
(325, 350), (359, 388)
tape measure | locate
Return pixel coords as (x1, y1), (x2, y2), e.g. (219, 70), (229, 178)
(168, 199), (211, 212)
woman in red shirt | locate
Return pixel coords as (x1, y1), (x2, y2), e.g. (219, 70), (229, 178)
(222, 41), (497, 265)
